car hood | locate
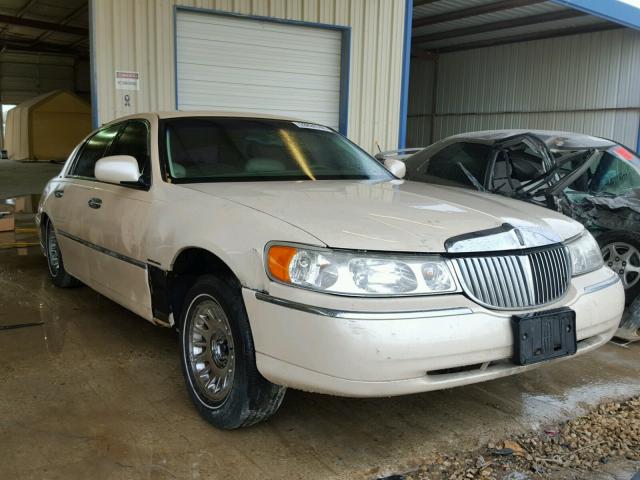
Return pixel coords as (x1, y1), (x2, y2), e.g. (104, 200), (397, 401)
(180, 180), (583, 253)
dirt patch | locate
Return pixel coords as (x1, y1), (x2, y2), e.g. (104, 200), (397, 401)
(382, 397), (640, 480)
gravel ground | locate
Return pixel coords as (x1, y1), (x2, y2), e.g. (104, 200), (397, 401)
(385, 397), (640, 480)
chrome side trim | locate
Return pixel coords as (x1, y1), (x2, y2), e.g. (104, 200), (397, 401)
(583, 272), (621, 294)
(57, 229), (147, 269)
(254, 292), (473, 319)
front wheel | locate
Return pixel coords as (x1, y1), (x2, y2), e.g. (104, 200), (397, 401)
(179, 275), (286, 429)
(599, 230), (640, 305)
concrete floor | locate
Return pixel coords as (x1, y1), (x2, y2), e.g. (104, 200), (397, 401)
(1, 161), (639, 479)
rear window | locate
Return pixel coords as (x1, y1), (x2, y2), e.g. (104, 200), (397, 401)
(404, 142), (491, 189)
(160, 117), (392, 183)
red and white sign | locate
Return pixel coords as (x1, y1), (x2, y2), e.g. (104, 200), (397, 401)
(115, 71), (139, 91)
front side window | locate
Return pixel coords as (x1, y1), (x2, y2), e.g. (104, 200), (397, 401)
(70, 124), (121, 178)
(404, 142), (491, 189)
(107, 121), (151, 183)
(160, 118), (393, 182)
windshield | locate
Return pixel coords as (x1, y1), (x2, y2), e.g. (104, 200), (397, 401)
(160, 117), (393, 183)
(558, 145), (640, 196)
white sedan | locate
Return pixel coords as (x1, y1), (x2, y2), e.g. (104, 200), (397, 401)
(37, 112), (624, 429)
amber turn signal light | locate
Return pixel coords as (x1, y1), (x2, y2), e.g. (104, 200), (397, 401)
(267, 245), (297, 282)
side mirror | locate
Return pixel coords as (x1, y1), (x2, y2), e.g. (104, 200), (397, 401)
(95, 155), (141, 185)
(384, 158), (406, 179)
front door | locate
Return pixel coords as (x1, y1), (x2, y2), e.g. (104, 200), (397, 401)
(53, 125), (123, 283)
(83, 120), (154, 321)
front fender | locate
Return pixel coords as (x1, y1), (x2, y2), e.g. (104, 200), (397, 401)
(147, 188), (324, 291)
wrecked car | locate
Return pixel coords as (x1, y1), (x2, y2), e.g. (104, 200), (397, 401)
(38, 115), (624, 429)
(381, 130), (640, 311)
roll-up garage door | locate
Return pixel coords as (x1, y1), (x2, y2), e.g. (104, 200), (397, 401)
(176, 10), (345, 131)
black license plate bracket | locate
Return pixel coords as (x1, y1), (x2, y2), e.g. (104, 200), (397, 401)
(511, 307), (577, 366)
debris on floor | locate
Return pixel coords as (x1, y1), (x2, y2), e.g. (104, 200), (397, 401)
(385, 397), (640, 480)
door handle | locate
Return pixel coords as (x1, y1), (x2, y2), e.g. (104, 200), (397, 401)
(88, 198), (102, 209)
(54, 189), (64, 198)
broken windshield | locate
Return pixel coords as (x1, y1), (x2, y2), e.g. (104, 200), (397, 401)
(559, 146), (640, 196)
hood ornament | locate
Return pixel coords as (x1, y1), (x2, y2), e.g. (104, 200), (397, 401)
(445, 223), (561, 253)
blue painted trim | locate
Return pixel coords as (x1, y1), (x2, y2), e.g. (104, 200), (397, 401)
(88, 0), (99, 128)
(173, 6), (352, 135)
(636, 117), (640, 154)
(398, 0), (413, 149)
(551, 0), (640, 30)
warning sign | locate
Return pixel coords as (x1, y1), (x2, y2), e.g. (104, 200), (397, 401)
(115, 71), (139, 91)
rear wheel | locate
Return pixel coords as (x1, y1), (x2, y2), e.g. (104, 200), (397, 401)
(46, 221), (81, 288)
(599, 230), (640, 305)
(179, 275), (286, 429)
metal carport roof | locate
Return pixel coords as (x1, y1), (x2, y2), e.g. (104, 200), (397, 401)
(411, 0), (639, 54)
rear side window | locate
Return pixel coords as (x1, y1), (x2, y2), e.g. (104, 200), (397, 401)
(107, 121), (150, 183)
(405, 142), (491, 189)
(70, 124), (121, 178)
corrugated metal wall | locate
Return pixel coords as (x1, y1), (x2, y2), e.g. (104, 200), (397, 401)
(408, 29), (640, 150)
(0, 51), (77, 105)
(406, 56), (435, 147)
(92, 0), (406, 153)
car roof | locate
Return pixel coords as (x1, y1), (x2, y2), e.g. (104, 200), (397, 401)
(155, 110), (303, 121)
(100, 110), (310, 128)
(447, 129), (617, 149)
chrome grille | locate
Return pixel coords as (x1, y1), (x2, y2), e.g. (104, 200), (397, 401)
(453, 245), (571, 309)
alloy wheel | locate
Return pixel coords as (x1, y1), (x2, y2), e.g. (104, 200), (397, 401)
(602, 242), (640, 289)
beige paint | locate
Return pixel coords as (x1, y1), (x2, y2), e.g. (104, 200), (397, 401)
(91, 0), (406, 153)
(37, 112), (625, 397)
(5, 90), (92, 161)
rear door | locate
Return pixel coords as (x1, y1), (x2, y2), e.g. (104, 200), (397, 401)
(52, 124), (122, 283)
(83, 120), (154, 320)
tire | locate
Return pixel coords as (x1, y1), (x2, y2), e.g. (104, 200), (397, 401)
(598, 230), (640, 305)
(179, 275), (286, 429)
(45, 220), (81, 288)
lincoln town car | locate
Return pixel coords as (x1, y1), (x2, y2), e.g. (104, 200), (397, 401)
(37, 112), (624, 429)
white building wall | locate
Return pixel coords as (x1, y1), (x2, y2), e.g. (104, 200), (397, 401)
(91, 0), (407, 153)
(408, 28), (640, 150)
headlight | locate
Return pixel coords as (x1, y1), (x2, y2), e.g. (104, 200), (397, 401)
(566, 231), (603, 276)
(266, 244), (458, 296)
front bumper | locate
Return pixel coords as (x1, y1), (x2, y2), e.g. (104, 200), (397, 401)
(243, 267), (624, 397)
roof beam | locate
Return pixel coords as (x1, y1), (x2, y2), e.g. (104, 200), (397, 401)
(437, 22), (620, 53)
(0, 14), (88, 36)
(0, 0), (38, 36)
(0, 39), (88, 57)
(412, 0), (547, 28)
(413, 9), (586, 45)
(32, 4), (88, 46)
